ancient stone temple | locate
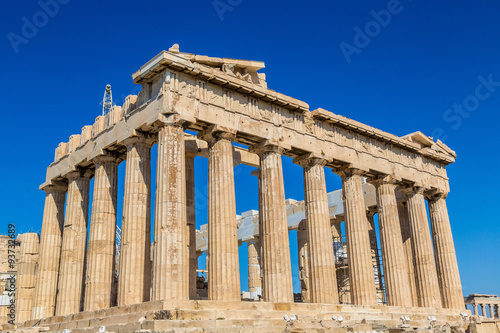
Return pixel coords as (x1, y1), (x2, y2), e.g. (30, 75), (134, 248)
(8, 45), (498, 333)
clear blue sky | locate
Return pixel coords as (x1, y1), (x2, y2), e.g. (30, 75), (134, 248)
(1, 0), (499, 298)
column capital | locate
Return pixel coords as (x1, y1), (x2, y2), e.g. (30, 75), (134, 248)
(41, 181), (68, 193)
(424, 188), (448, 202)
(197, 124), (236, 144)
(91, 151), (122, 165)
(249, 139), (290, 156)
(122, 132), (155, 148)
(155, 113), (192, 128)
(333, 165), (367, 179)
(65, 168), (93, 180)
(368, 175), (400, 188)
(398, 184), (427, 197)
(293, 153), (328, 168)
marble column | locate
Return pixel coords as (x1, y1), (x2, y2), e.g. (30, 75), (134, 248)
(186, 152), (198, 300)
(490, 304), (495, 318)
(297, 220), (310, 303)
(199, 127), (240, 301)
(296, 156), (338, 304)
(427, 193), (465, 309)
(482, 304), (488, 317)
(473, 303), (478, 315)
(117, 135), (153, 306)
(153, 122), (189, 300)
(15, 233), (39, 324)
(253, 143), (293, 303)
(31, 184), (66, 319)
(337, 167), (377, 305)
(247, 237), (262, 299)
(366, 210), (384, 303)
(400, 186), (442, 308)
(372, 177), (412, 307)
(84, 154), (119, 311)
(56, 170), (91, 316)
(397, 201), (418, 307)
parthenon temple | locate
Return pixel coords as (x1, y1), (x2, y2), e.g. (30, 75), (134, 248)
(8, 45), (498, 333)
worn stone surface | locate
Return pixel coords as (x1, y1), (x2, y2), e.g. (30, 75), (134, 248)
(428, 194), (465, 310)
(397, 200), (418, 307)
(153, 122), (189, 300)
(338, 168), (377, 306)
(55, 171), (91, 316)
(297, 220), (310, 303)
(402, 186), (442, 309)
(186, 153), (198, 300)
(84, 155), (119, 311)
(200, 127), (241, 301)
(372, 178), (412, 307)
(118, 135), (152, 306)
(296, 156), (338, 304)
(15, 233), (39, 324)
(247, 237), (262, 299)
(32, 185), (66, 319)
(253, 144), (293, 303)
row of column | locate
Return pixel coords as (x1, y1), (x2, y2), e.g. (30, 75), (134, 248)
(31, 121), (465, 321)
(472, 303), (499, 318)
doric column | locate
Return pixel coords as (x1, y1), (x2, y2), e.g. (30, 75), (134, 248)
(295, 155), (338, 304)
(84, 154), (120, 311)
(186, 152), (198, 300)
(252, 142), (293, 303)
(473, 303), (478, 315)
(397, 201), (418, 306)
(118, 135), (153, 306)
(31, 184), (66, 319)
(372, 177), (412, 307)
(15, 233), (39, 324)
(297, 220), (310, 303)
(56, 170), (91, 316)
(152, 121), (189, 300)
(247, 237), (262, 300)
(400, 186), (442, 308)
(199, 126), (240, 301)
(336, 167), (377, 306)
(366, 209), (384, 303)
(490, 304), (495, 318)
(426, 192), (465, 309)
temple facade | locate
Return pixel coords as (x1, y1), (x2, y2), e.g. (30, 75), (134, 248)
(8, 45), (491, 333)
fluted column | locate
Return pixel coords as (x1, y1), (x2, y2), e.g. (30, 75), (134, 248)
(372, 177), (412, 307)
(118, 135), (153, 306)
(252, 143), (293, 303)
(427, 192), (464, 309)
(247, 237), (262, 299)
(490, 304), (495, 318)
(295, 156), (338, 304)
(397, 201), (418, 307)
(473, 303), (478, 315)
(16, 233), (39, 323)
(297, 220), (310, 303)
(366, 210), (384, 303)
(482, 304), (488, 317)
(186, 152), (198, 300)
(56, 170), (91, 316)
(199, 127), (240, 301)
(400, 186), (442, 308)
(31, 184), (66, 319)
(153, 122), (189, 300)
(84, 154), (119, 311)
(337, 167), (377, 305)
